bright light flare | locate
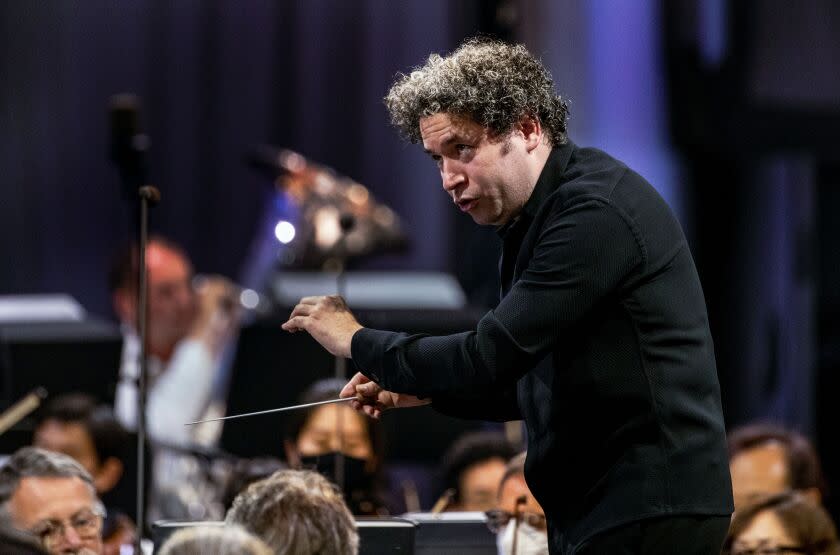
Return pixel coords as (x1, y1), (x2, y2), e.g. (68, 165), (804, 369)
(274, 221), (296, 244)
(240, 289), (260, 310)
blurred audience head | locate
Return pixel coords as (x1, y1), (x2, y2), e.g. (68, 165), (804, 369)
(108, 235), (196, 358)
(0, 447), (104, 555)
(723, 491), (840, 555)
(439, 430), (517, 512)
(226, 468), (359, 555)
(158, 524), (272, 555)
(729, 423), (826, 510)
(283, 378), (386, 515)
(221, 457), (287, 513)
(486, 452), (548, 555)
(33, 394), (128, 497)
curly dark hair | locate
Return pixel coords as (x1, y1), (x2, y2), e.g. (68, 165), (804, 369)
(385, 37), (569, 146)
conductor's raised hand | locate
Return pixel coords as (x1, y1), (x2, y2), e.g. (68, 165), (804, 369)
(340, 372), (431, 420)
(281, 295), (362, 358)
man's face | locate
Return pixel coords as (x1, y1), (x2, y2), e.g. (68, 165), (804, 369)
(420, 113), (534, 226)
(8, 476), (104, 555)
(458, 457), (508, 512)
(730, 442), (789, 510)
(33, 421), (99, 483)
(295, 403), (374, 462)
(115, 242), (196, 353)
(145, 243), (196, 348)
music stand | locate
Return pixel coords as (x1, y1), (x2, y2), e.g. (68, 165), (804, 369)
(403, 512), (497, 555)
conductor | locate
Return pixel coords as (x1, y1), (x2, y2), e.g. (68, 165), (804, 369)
(283, 38), (733, 555)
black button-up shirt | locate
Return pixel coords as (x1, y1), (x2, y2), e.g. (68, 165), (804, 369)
(352, 142), (733, 552)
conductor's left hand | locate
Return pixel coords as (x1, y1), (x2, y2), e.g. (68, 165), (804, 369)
(281, 295), (363, 358)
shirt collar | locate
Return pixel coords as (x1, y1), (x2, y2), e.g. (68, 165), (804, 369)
(496, 140), (575, 238)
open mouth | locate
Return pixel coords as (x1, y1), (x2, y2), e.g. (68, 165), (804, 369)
(457, 198), (477, 212)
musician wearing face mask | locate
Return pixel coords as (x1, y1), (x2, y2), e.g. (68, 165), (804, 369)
(486, 453), (549, 555)
(282, 379), (389, 516)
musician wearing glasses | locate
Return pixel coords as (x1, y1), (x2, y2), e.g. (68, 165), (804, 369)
(0, 447), (104, 555)
(485, 452), (549, 555)
(722, 491), (840, 555)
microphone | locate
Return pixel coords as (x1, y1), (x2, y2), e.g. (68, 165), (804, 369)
(108, 94), (150, 194)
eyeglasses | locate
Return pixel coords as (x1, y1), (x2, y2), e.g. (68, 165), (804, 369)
(484, 508), (547, 534)
(729, 540), (808, 555)
(29, 504), (106, 549)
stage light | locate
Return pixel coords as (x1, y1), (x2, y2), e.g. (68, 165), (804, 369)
(239, 289), (260, 310)
(274, 221), (296, 244)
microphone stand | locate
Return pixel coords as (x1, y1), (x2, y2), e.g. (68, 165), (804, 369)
(135, 185), (159, 554)
(330, 213), (355, 494)
(108, 94), (159, 553)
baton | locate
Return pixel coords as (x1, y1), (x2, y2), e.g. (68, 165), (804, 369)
(0, 388), (48, 436)
(185, 397), (354, 426)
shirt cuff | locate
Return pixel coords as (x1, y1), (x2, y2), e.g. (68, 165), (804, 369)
(350, 327), (397, 383)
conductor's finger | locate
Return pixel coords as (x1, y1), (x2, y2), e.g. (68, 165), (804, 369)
(288, 304), (314, 319)
(356, 381), (381, 397)
(281, 316), (307, 332)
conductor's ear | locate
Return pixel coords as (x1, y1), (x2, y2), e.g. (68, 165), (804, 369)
(517, 116), (544, 152)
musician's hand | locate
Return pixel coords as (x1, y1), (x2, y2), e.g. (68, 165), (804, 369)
(281, 295), (362, 358)
(340, 372), (430, 419)
(189, 275), (240, 354)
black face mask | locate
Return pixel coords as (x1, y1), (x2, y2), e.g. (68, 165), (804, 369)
(298, 451), (373, 499)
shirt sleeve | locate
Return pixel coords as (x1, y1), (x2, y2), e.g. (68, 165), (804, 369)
(146, 339), (217, 445)
(351, 198), (644, 400)
(114, 332), (141, 430)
